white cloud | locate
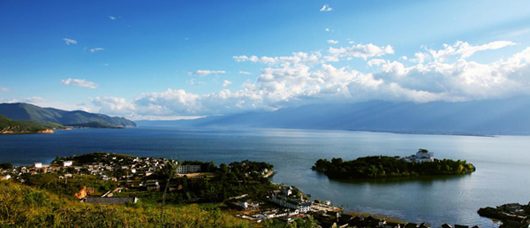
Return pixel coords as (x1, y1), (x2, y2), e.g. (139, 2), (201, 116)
(427, 40), (516, 62)
(92, 96), (135, 115)
(60, 78), (98, 89)
(2, 97), (47, 105)
(190, 70), (226, 77)
(0, 87), (10, 92)
(239, 71), (252, 75)
(233, 52), (322, 66)
(109, 16), (117, 20)
(367, 59), (387, 67)
(90, 47), (104, 53)
(327, 40), (339, 44)
(63, 38), (77, 45)
(222, 80), (232, 87)
(320, 4), (333, 12)
(91, 40), (530, 118)
(325, 28), (331, 32)
(327, 43), (395, 60)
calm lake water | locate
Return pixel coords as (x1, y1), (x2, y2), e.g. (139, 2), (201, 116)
(1, 126), (529, 227)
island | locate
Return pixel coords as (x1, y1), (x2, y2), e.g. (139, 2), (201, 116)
(312, 149), (476, 179)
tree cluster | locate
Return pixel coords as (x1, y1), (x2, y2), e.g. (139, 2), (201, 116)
(312, 156), (476, 179)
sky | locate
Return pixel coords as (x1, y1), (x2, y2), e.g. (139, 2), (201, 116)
(1, 0), (530, 120)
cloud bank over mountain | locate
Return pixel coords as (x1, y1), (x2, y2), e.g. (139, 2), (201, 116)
(91, 41), (530, 120)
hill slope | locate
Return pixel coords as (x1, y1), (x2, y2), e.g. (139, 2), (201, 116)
(0, 180), (252, 227)
(0, 103), (136, 128)
(0, 115), (52, 134)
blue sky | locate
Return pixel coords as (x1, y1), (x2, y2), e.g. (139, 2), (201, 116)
(1, 0), (530, 119)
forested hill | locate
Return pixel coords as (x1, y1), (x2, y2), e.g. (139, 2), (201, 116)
(0, 114), (55, 134)
(0, 103), (136, 128)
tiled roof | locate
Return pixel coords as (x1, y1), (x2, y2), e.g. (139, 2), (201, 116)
(85, 197), (136, 204)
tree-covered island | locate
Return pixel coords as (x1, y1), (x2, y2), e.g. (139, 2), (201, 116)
(312, 149), (476, 179)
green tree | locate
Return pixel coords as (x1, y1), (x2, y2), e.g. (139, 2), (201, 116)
(160, 160), (180, 225)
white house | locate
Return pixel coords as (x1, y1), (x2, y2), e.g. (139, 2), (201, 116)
(34, 162), (42, 168)
(271, 194), (312, 213)
(415, 149), (434, 162)
(63, 160), (73, 167)
(176, 165), (201, 174)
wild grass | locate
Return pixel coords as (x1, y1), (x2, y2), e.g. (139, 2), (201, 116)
(0, 180), (253, 227)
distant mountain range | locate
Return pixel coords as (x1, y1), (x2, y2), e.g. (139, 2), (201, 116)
(0, 103), (137, 128)
(138, 97), (530, 135)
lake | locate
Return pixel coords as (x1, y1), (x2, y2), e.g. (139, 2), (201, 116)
(1, 126), (529, 227)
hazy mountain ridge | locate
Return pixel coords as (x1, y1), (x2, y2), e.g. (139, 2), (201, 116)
(0, 103), (137, 128)
(138, 97), (530, 135)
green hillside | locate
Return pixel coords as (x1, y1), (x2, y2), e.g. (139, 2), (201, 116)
(0, 103), (136, 128)
(0, 180), (253, 227)
(19, 120), (67, 130)
(0, 115), (49, 134)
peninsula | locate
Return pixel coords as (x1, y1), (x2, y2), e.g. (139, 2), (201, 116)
(312, 149), (476, 179)
(0, 114), (61, 134)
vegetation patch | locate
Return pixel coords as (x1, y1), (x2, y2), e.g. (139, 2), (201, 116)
(312, 156), (475, 179)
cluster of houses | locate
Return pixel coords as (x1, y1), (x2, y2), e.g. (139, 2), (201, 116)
(0, 153), (204, 186)
(0, 160), (75, 181)
(233, 185), (344, 224)
(270, 186), (312, 213)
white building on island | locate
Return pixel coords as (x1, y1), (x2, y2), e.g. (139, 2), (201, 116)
(401, 149), (435, 163)
(416, 149), (434, 162)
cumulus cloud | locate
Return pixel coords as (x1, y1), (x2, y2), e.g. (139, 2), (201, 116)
(90, 47), (104, 53)
(367, 59), (387, 67)
(0, 87), (10, 92)
(222, 80), (232, 87)
(327, 40), (339, 44)
(60, 78), (98, 89)
(63, 38), (77, 45)
(320, 4), (333, 12)
(92, 96), (136, 115)
(327, 43), (395, 60)
(190, 70), (226, 77)
(91, 40), (530, 119)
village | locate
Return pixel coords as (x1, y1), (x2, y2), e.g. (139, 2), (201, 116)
(0, 153), (347, 226)
(0, 152), (487, 228)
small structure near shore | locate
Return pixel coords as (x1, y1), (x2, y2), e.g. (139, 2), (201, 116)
(478, 202), (530, 227)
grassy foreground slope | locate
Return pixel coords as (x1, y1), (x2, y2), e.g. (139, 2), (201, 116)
(0, 181), (253, 227)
